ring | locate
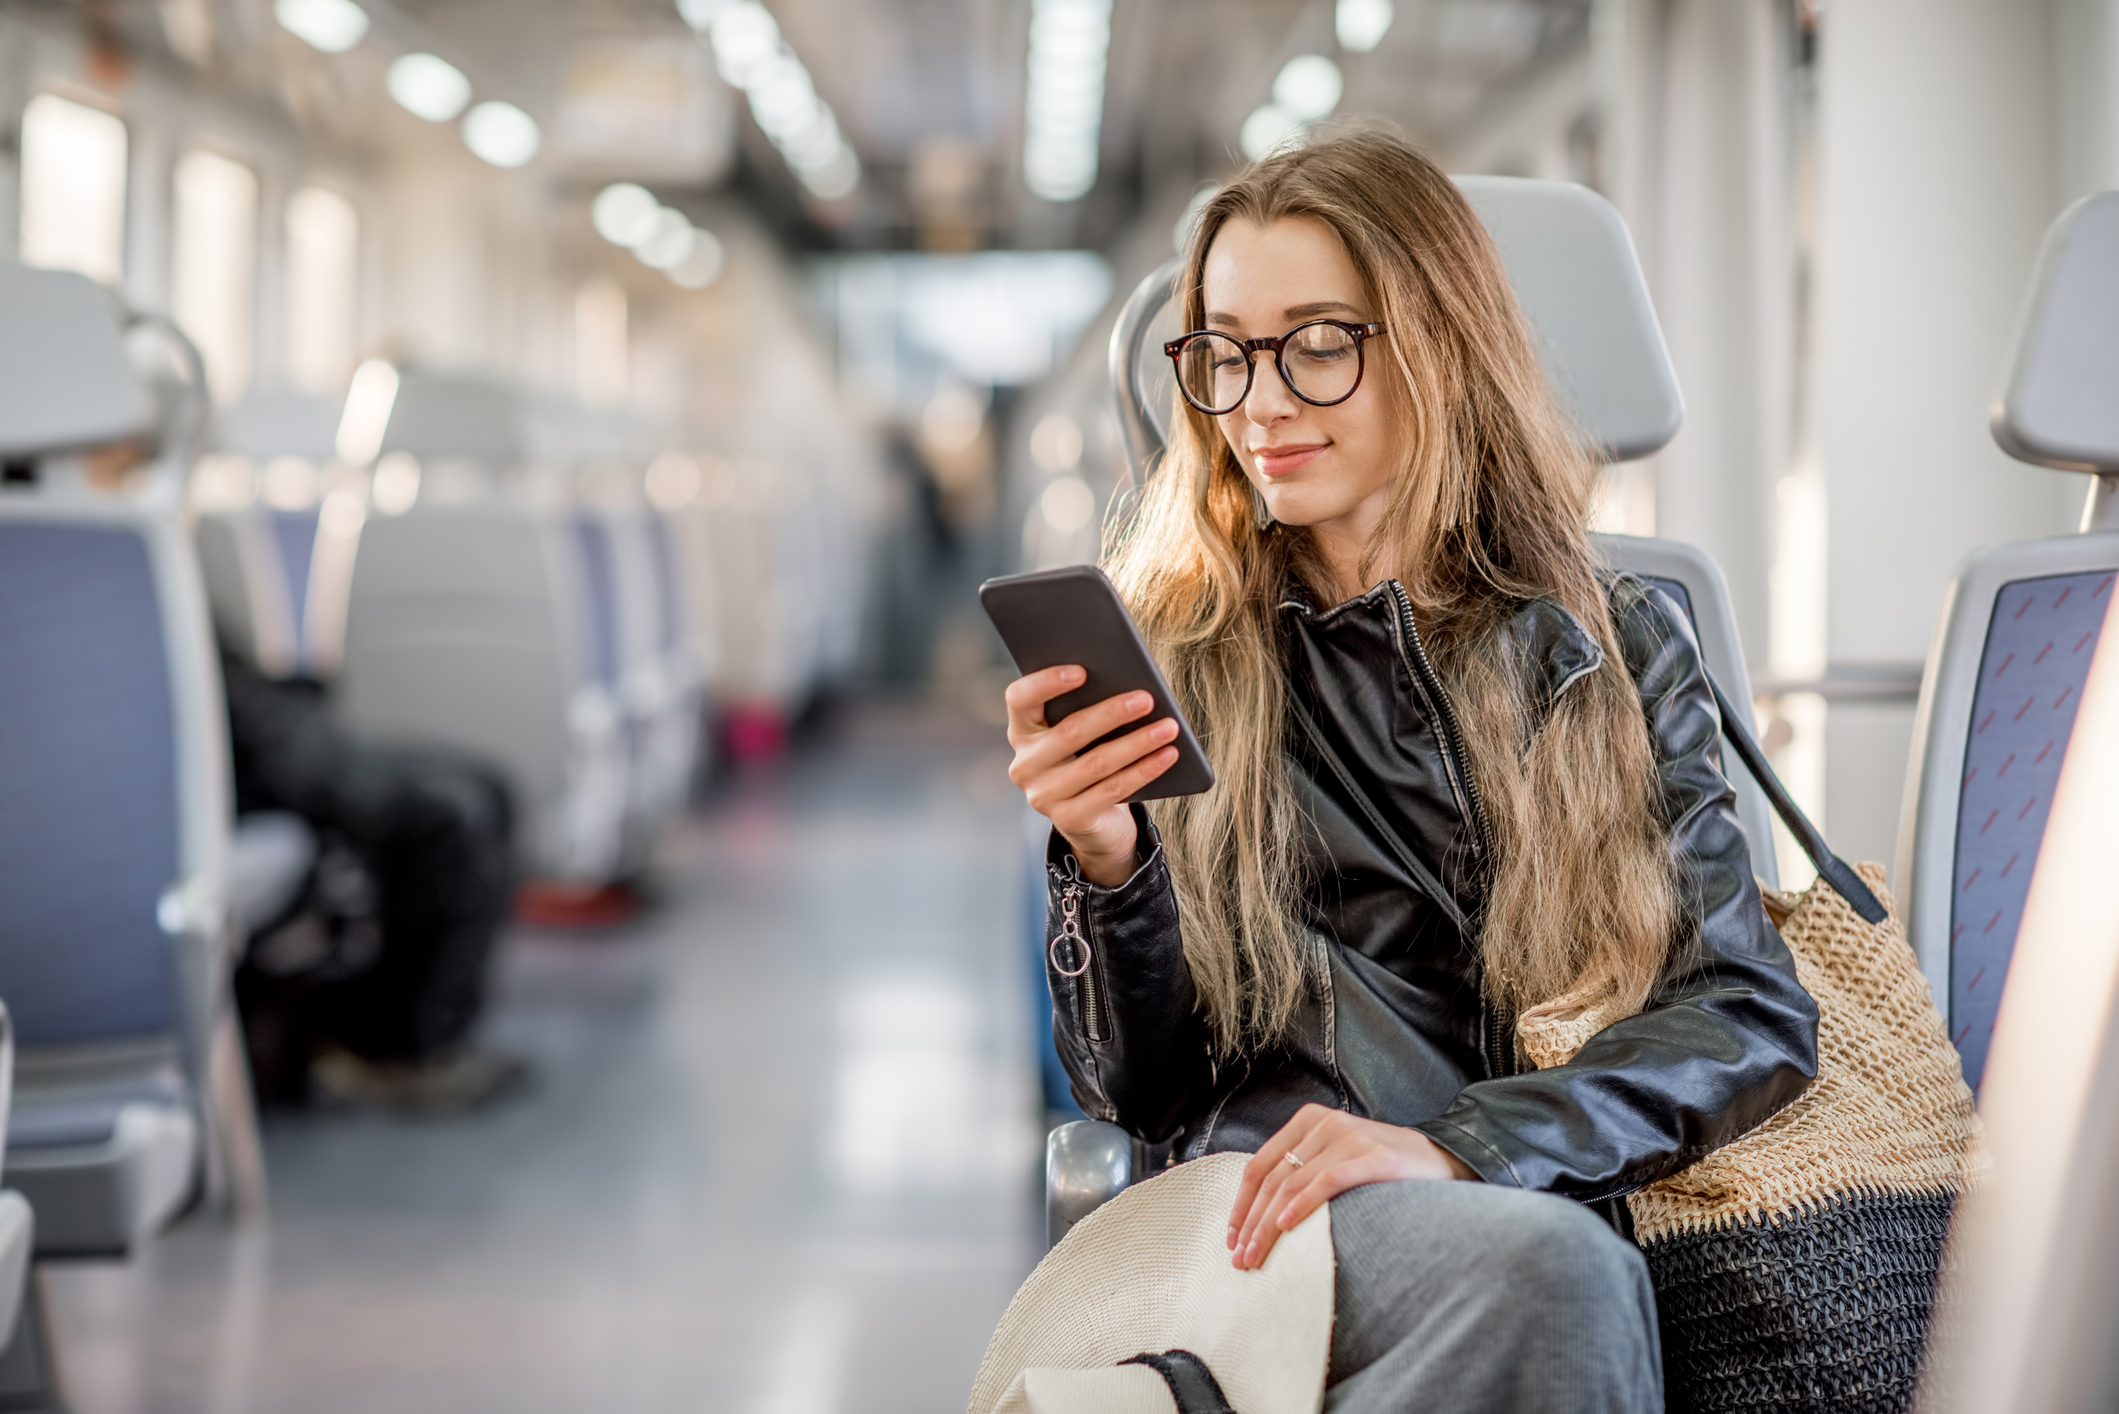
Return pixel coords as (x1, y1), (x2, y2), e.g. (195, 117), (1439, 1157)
(1282, 1151), (1305, 1168)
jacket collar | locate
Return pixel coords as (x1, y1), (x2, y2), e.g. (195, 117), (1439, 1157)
(1281, 580), (1604, 715)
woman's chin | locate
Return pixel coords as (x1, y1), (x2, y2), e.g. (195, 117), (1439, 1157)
(1259, 492), (1334, 528)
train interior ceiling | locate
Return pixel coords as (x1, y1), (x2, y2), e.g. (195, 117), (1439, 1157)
(0, 0), (2117, 1409)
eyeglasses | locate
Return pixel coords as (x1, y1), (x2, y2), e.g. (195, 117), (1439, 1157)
(1164, 319), (1386, 417)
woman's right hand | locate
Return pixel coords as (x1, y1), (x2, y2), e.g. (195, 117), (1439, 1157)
(1005, 666), (1181, 888)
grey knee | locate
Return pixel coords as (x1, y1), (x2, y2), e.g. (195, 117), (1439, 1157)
(1481, 1191), (1650, 1297)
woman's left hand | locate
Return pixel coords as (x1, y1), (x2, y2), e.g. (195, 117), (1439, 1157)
(1228, 1104), (1477, 1270)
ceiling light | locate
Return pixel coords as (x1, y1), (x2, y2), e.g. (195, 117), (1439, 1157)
(462, 101), (540, 168)
(706, 2), (781, 87)
(749, 56), (821, 141)
(668, 229), (726, 289)
(634, 209), (696, 269)
(1021, 0), (1112, 202)
(673, 0), (729, 26)
(274, 0), (368, 53)
(801, 145), (860, 202)
(592, 183), (661, 246)
(1336, 0), (1394, 53)
(1273, 55), (1343, 121)
(780, 111), (843, 172)
(386, 52), (471, 122)
(1240, 103), (1302, 160)
(683, 0), (861, 203)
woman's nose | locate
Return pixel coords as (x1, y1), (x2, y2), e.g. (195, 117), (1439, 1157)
(1242, 353), (1300, 425)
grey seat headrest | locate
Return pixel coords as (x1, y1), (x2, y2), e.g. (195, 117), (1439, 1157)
(379, 372), (525, 468)
(1992, 191), (2119, 474)
(0, 265), (154, 458)
(217, 390), (342, 464)
(1454, 177), (1683, 464)
(1118, 176), (1683, 469)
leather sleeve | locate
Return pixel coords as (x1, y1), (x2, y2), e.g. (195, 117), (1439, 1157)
(1045, 807), (1218, 1143)
(1414, 579), (1821, 1201)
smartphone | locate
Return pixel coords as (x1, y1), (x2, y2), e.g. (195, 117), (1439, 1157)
(980, 565), (1215, 801)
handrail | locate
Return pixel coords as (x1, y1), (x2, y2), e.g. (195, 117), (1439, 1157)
(1107, 257), (1181, 482)
(120, 306), (212, 513)
(1748, 665), (1925, 702)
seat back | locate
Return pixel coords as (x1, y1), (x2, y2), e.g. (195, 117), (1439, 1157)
(1108, 178), (1776, 884)
(1900, 192), (2119, 1091)
(337, 374), (629, 882)
(194, 390), (346, 676)
(607, 504), (701, 859)
(0, 266), (230, 1052)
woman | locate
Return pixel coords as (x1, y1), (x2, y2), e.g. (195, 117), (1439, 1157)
(1004, 132), (1818, 1412)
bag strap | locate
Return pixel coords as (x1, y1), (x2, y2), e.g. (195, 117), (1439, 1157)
(1703, 673), (1890, 925)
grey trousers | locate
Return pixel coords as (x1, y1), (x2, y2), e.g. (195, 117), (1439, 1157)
(1324, 1180), (1662, 1414)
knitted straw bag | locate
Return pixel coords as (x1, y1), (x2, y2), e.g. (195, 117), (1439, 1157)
(1518, 680), (1987, 1414)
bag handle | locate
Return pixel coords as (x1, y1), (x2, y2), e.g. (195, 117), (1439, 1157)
(1703, 673), (1890, 925)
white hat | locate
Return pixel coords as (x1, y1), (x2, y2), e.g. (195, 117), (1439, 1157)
(969, 1152), (1335, 1414)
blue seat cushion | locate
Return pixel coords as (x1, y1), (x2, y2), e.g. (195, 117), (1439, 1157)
(0, 522), (181, 1045)
(1951, 569), (2115, 1089)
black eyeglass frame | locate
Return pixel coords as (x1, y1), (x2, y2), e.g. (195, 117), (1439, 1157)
(1163, 319), (1387, 416)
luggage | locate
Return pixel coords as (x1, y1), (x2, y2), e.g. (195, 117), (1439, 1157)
(1518, 680), (1987, 1413)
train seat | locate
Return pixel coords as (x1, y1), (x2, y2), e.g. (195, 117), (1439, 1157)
(1048, 177), (1773, 1239)
(192, 390), (346, 679)
(613, 505), (703, 863)
(1898, 190), (2119, 1093)
(0, 1008), (37, 1363)
(334, 372), (631, 883)
(536, 403), (702, 871)
(690, 456), (832, 747)
(0, 265), (266, 1269)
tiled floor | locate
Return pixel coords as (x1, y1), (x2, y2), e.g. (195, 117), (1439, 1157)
(43, 707), (1042, 1413)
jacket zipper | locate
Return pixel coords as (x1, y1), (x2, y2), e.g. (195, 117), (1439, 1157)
(1385, 582), (1511, 1077)
(1480, 999), (1514, 1080)
(1385, 581), (1495, 860)
(1054, 872), (1109, 1044)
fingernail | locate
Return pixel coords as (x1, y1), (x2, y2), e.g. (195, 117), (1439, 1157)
(1130, 692), (1153, 710)
(1154, 720), (1177, 739)
(1063, 666), (1084, 681)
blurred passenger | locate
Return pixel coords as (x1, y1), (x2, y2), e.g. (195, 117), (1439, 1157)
(68, 435), (524, 1110)
(221, 652), (523, 1111)
(1005, 132), (1818, 1412)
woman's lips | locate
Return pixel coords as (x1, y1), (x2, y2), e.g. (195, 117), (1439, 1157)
(1251, 442), (1328, 478)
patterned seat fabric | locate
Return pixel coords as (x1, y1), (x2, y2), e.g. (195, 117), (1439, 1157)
(0, 523), (181, 1046)
(267, 507), (320, 663)
(1949, 570), (2115, 1089)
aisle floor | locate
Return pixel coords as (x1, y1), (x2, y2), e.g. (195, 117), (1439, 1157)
(43, 706), (1043, 1413)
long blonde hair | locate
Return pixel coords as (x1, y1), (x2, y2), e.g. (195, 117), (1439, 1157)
(1105, 131), (1678, 1057)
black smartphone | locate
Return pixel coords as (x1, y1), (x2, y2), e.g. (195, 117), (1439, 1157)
(979, 565), (1215, 802)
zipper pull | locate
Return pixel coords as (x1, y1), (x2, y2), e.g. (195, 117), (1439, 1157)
(1051, 883), (1093, 978)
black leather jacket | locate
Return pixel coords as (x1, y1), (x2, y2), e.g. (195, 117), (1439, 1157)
(1043, 575), (1819, 1207)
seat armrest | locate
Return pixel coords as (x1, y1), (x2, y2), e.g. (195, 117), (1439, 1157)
(1046, 1120), (1134, 1248)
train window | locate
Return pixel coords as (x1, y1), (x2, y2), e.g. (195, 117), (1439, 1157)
(17, 93), (128, 284)
(285, 187), (360, 395)
(172, 149), (258, 402)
